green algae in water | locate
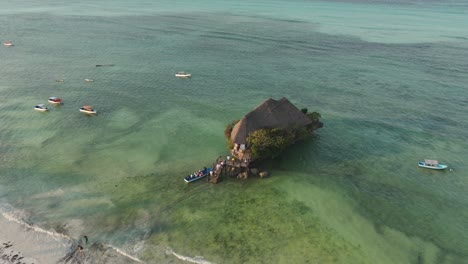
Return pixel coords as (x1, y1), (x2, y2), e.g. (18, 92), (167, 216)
(142, 179), (362, 264)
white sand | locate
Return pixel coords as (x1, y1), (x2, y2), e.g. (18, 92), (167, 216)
(0, 205), (142, 264)
(0, 212), (72, 264)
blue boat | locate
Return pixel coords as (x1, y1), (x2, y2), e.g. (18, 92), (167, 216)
(184, 167), (212, 183)
(418, 159), (447, 170)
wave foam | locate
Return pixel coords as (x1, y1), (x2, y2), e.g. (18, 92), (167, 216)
(105, 244), (143, 263)
(0, 203), (69, 241)
(166, 248), (215, 264)
(0, 203), (143, 263)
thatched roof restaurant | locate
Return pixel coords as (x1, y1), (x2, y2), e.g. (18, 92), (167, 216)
(230, 97), (312, 146)
(210, 97), (321, 182)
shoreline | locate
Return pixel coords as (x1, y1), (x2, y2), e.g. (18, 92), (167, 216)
(0, 210), (71, 264)
(0, 203), (213, 264)
(0, 204), (142, 264)
(0, 203), (214, 264)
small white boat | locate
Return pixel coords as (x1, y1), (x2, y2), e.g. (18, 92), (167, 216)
(34, 104), (49, 112)
(3, 41), (13, 47)
(175, 72), (191, 78)
(48, 97), (62, 104)
(79, 105), (97, 114)
(55, 79), (65, 83)
(184, 167), (212, 183)
(418, 159), (447, 170)
(84, 79), (94, 82)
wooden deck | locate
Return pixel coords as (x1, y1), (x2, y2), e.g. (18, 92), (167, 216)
(207, 154), (254, 183)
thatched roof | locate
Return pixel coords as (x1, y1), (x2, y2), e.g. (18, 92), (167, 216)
(230, 97), (312, 145)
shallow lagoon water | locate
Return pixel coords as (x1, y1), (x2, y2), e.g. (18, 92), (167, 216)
(0, 0), (467, 263)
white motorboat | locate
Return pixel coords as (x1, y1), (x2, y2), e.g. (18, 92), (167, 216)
(79, 105), (97, 114)
(84, 79), (94, 82)
(175, 72), (191, 78)
(418, 159), (448, 170)
(34, 104), (49, 112)
(48, 97), (62, 104)
(3, 41), (13, 47)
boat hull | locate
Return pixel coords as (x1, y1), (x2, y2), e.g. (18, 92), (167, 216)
(175, 74), (191, 78)
(34, 107), (48, 112)
(184, 173), (208, 183)
(80, 109), (97, 114)
(184, 168), (212, 183)
(418, 162), (447, 170)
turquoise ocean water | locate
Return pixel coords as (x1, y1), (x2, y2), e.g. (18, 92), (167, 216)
(0, 0), (467, 263)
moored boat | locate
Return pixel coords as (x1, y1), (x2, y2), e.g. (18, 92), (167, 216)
(79, 105), (97, 114)
(3, 41), (13, 47)
(55, 79), (65, 83)
(175, 72), (191, 78)
(34, 104), (49, 112)
(184, 167), (212, 183)
(48, 97), (62, 104)
(418, 159), (447, 170)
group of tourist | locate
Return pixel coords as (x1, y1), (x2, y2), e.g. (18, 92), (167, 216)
(215, 160), (226, 171)
(184, 159), (228, 182)
(186, 167), (209, 180)
(207, 159), (226, 179)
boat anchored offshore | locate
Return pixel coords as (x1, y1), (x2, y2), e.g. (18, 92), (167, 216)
(175, 72), (191, 78)
(418, 159), (447, 170)
(84, 79), (94, 82)
(184, 167), (212, 183)
(3, 41), (13, 47)
(34, 104), (49, 112)
(79, 105), (97, 114)
(48, 97), (62, 104)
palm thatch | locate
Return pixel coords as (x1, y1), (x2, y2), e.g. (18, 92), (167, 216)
(230, 97), (312, 145)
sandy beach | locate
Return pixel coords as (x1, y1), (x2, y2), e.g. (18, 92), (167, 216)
(0, 212), (71, 263)
(0, 207), (142, 264)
